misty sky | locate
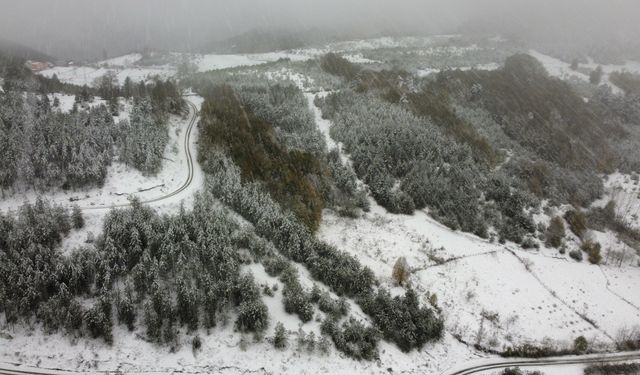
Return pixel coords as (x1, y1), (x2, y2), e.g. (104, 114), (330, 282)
(0, 0), (639, 60)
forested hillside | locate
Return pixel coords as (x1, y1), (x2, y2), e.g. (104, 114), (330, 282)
(318, 52), (640, 247)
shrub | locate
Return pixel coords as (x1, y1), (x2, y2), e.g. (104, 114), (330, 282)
(392, 257), (410, 286)
(192, 335), (202, 352)
(564, 210), (587, 239)
(569, 250), (583, 262)
(503, 343), (572, 358)
(236, 299), (269, 333)
(545, 216), (565, 248)
(321, 317), (380, 361)
(263, 255), (290, 277)
(581, 241), (602, 265)
(521, 236), (538, 249)
(584, 363), (640, 375)
(116, 292), (136, 331)
(318, 334), (332, 354)
(85, 297), (113, 344)
(71, 205), (84, 229)
(282, 283), (314, 323)
(616, 325), (640, 350)
(574, 335), (588, 353)
(317, 291), (349, 318)
(360, 288), (444, 352)
(590, 66), (603, 85)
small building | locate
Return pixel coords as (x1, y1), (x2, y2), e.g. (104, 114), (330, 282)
(25, 60), (51, 72)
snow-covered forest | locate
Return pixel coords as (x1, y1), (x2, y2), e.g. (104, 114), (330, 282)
(2, 1), (640, 373)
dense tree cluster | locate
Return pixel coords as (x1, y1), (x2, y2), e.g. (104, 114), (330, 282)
(320, 317), (380, 361)
(197, 84), (325, 230)
(117, 98), (169, 175)
(204, 151), (444, 357)
(0, 92), (117, 192)
(360, 288), (444, 352)
(0, 59), (187, 192)
(318, 53), (630, 244)
(318, 89), (490, 235)
(609, 71), (640, 97)
(198, 83), (366, 230)
(0, 198), (92, 333)
(0, 195), (270, 345)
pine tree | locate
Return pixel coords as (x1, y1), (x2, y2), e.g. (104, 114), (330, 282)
(123, 77), (133, 99)
(545, 216), (565, 248)
(570, 59), (579, 70)
(72, 204), (84, 229)
(273, 322), (287, 349)
(590, 66), (603, 85)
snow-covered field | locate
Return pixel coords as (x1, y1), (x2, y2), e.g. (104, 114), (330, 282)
(529, 50), (640, 95)
(594, 172), (640, 229)
(417, 62), (501, 77)
(98, 53), (143, 67)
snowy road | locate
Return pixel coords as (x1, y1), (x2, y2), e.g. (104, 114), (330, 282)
(0, 351), (638, 375)
(81, 98), (199, 212)
(442, 351), (640, 375)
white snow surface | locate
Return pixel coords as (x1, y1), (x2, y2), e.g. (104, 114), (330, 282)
(98, 53), (143, 67)
(529, 50), (640, 95)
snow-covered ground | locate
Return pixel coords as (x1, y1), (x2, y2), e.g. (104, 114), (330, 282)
(529, 50), (640, 95)
(48, 93), (76, 112)
(594, 172), (640, 229)
(0, 321), (480, 375)
(98, 53), (143, 67)
(417, 63), (501, 77)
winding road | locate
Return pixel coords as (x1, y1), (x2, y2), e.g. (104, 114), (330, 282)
(81, 98), (199, 211)
(442, 351), (640, 375)
(0, 351), (639, 375)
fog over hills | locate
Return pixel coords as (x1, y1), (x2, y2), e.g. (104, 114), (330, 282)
(0, 0), (639, 61)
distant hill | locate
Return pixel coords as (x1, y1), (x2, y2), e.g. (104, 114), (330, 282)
(0, 38), (55, 62)
(201, 27), (400, 54)
(203, 29), (307, 54)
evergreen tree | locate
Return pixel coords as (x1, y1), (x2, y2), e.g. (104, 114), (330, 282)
(72, 204), (84, 229)
(590, 66), (604, 85)
(273, 322), (287, 349)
